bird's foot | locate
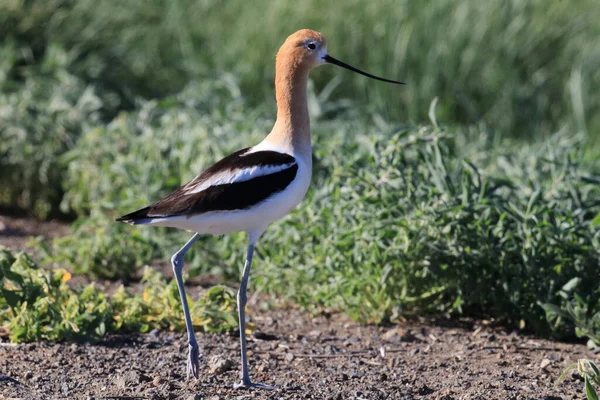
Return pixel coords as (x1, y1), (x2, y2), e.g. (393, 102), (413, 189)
(234, 379), (276, 390)
(186, 340), (200, 379)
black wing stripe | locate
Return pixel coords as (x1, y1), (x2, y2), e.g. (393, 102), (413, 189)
(117, 151), (298, 222)
(143, 165), (298, 217)
(185, 164), (298, 215)
(186, 148), (296, 190)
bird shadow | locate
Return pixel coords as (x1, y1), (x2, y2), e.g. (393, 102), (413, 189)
(93, 332), (177, 350)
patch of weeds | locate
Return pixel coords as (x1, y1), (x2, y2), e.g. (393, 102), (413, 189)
(255, 126), (600, 344)
(0, 247), (112, 342)
(544, 293), (600, 350)
(0, 247), (238, 342)
(112, 268), (238, 334)
(193, 285), (239, 333)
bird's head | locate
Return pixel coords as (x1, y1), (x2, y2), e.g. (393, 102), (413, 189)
(276, 29), (328, 71)
(276, 29), (405, 85)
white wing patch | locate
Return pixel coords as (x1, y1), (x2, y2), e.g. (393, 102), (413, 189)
(184, 162), (296, 194)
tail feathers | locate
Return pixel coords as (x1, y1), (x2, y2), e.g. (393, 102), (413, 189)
(116, 206), (153, 225)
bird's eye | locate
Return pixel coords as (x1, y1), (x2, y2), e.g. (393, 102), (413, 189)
(307, 42), (317, 50)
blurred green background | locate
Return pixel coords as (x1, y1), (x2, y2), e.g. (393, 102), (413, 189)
(2, 0), (599, 134)
(1, 0), (600, 344)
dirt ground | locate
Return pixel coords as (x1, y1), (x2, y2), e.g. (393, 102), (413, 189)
(0, 214), (597, 399)
(0, 214), (67, 252)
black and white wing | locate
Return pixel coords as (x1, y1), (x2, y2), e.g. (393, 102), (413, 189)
(117, 148), (298, 224)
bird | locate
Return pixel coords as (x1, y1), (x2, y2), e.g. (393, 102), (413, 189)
(117, 29), (404, 390)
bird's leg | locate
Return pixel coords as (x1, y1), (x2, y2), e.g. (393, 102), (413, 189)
(171, 233), (201, 379)
(234, 243), (275, 390)
(237, 244), (254, 385)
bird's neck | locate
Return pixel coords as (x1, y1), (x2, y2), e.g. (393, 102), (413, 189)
(266, 64), (311, 162)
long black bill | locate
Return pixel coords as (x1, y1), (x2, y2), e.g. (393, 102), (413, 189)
(323, 55), (405, 85)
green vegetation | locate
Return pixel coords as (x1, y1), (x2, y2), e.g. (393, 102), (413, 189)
(557, 359), (600, 400)
(0, 247), (238, 342)
(20, 93), (600, 347)
(0, 1), (599, 348)
(0, 44), (103, 218)
(2, 0), (599, 132)
(2, 0), (600, 216)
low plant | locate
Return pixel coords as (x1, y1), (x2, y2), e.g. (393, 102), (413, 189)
(544, 293), (600, 350)
(0, 247), (239, 342)
(556, 359), (600, 400)
(0, 247), (112, 342)
(111, 268), (238, 334)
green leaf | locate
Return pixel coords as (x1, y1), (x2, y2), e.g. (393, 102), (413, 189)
(1, 289), (22, 308)
(562, 278), (581, 292)
(555, 363), (577, 386)
(591, 362), (600, 378)
(585, 376), (598, 400)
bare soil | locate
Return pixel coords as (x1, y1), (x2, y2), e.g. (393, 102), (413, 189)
(0, 214), (597, 399)
(0, 214), (67, 252)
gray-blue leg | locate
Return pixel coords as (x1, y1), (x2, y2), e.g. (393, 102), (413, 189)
(234, 243), (275, 390)
(171, 233), (201, 379)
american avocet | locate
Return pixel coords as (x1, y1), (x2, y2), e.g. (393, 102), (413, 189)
(117, 29), (404, 389)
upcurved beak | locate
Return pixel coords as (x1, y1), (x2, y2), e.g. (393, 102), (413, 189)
(322, 55), (406, 85)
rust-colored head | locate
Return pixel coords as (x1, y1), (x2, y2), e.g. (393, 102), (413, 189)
(276, 29), (328, 73)
(275, 29), (405, 84)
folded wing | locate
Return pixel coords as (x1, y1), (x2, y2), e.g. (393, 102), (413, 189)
(117, 148), (298, 224)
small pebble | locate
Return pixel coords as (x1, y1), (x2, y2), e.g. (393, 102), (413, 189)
(540, 358), (552, 370)
(208, 355), (234, 374)
(114, 377), (126, 389)
(152, 376), (166, 386)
